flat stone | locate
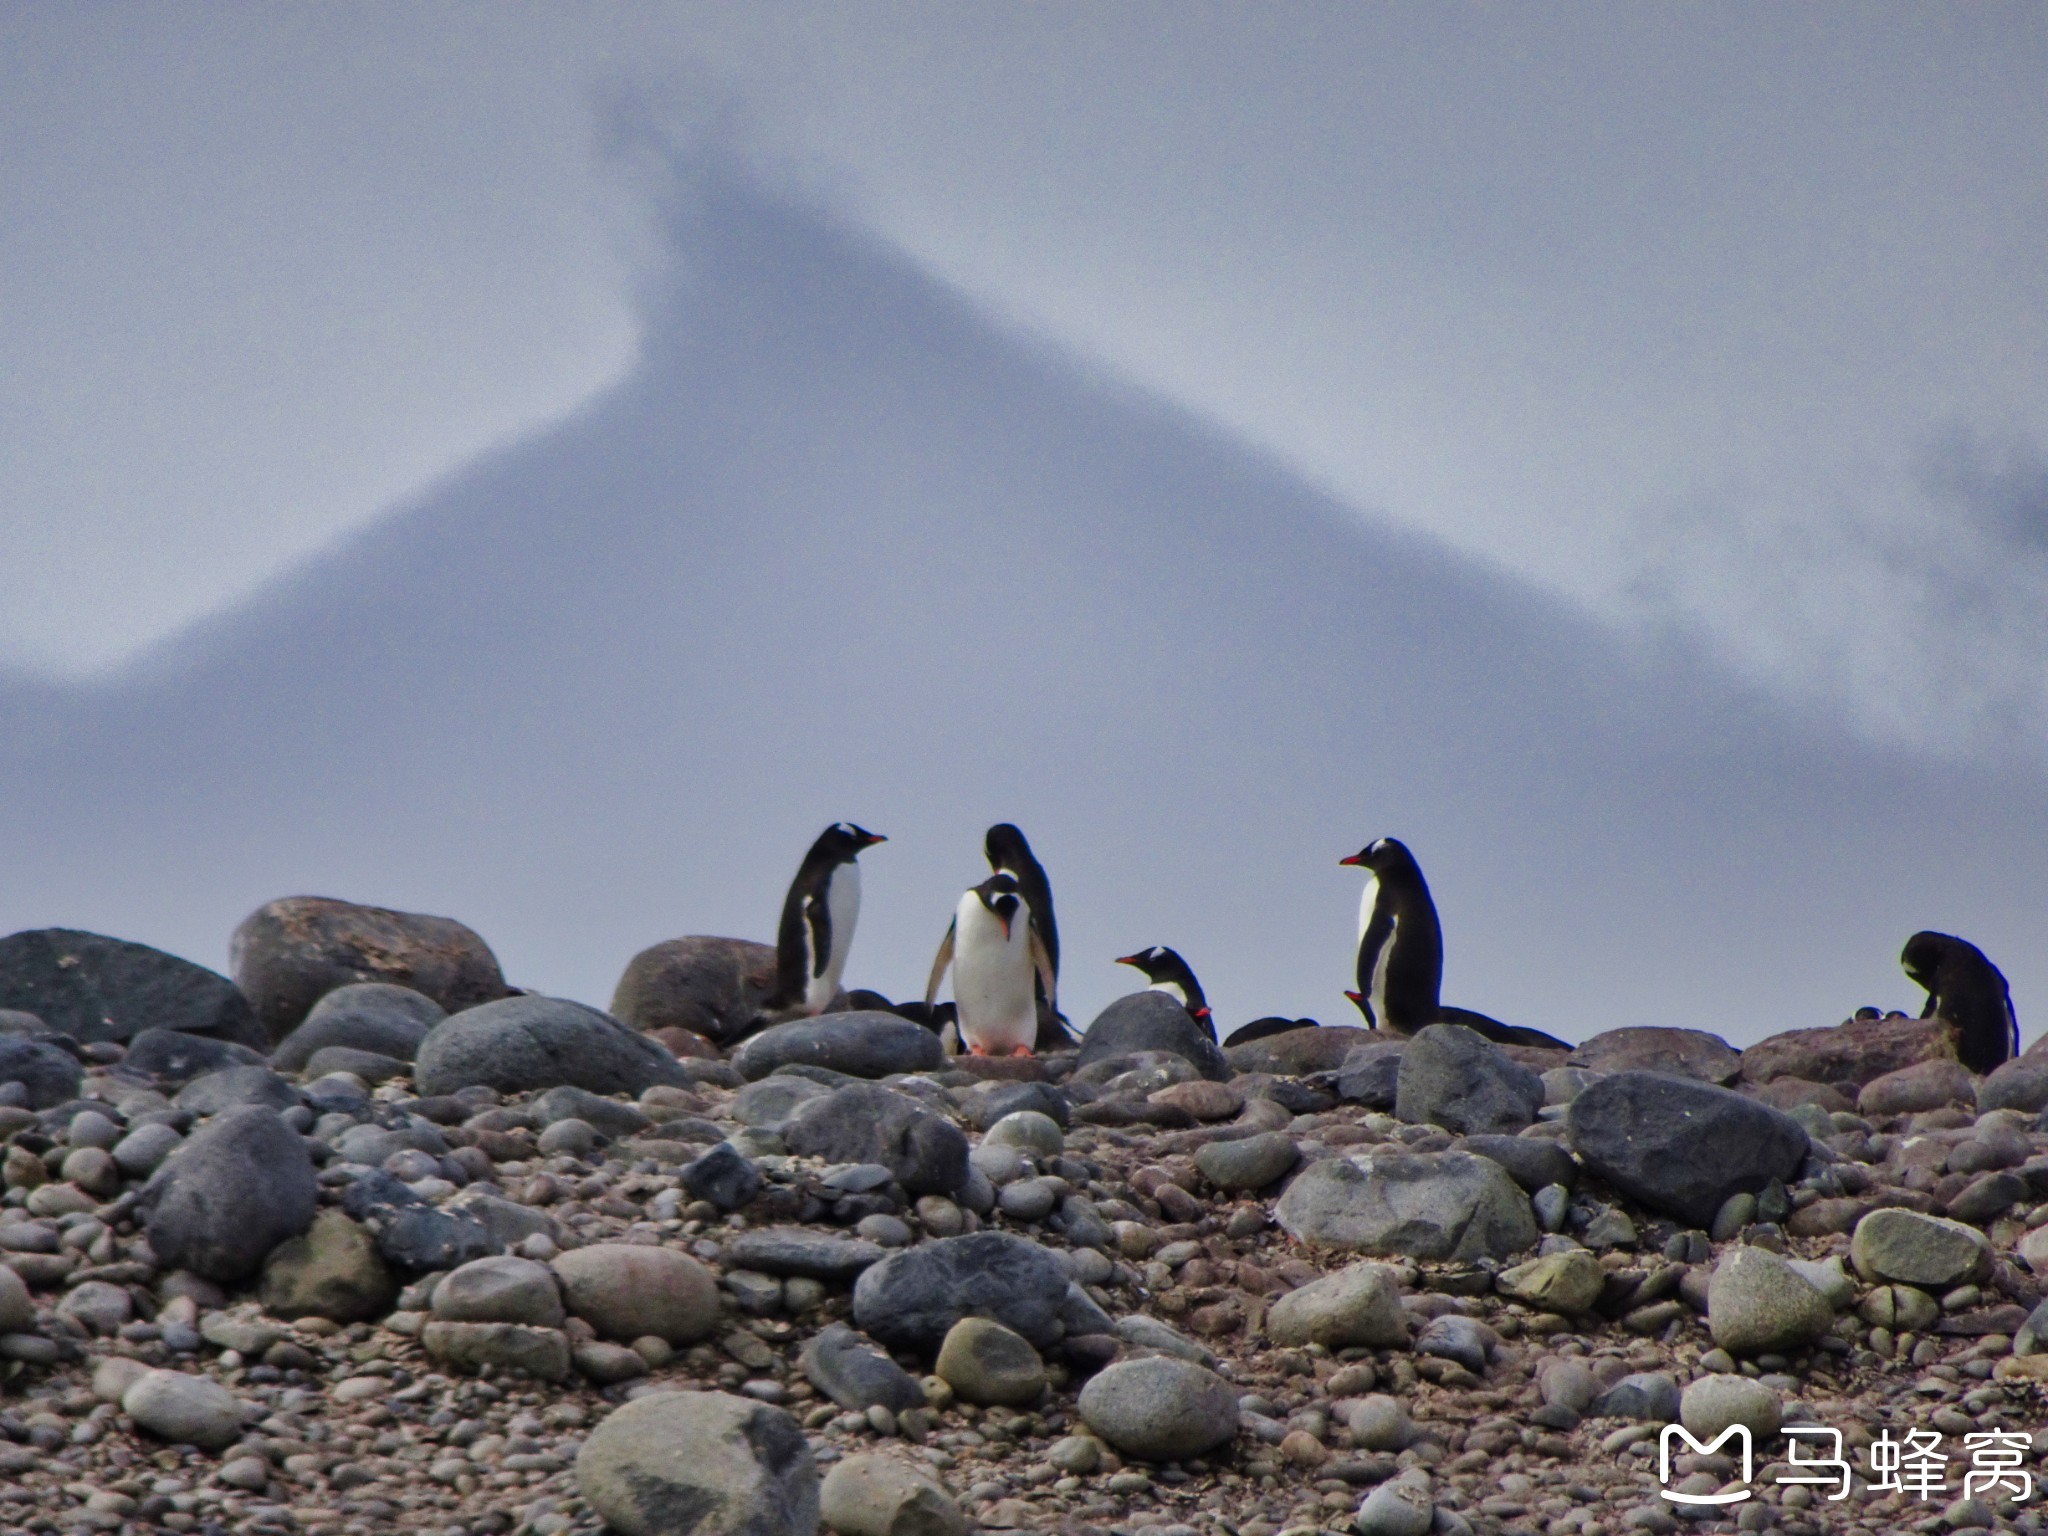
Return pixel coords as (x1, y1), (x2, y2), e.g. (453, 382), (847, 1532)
(726, 1228), (888, 1282)
(1568, 1027), (1742, 1084)
(1495, 1249), (1604, 1314)
(1740, 1013), (1953, 1089)
(1850, 1209), (1991, 1288)
(0, 928), (264, 1047)
(552, 1243), (720, 1343)
(575, 1389), (819, 1536)
(420, 1320), (572, 1381)
(1859, 1059), (1976, 1117)
(121, 1370), (246, 1450)
(1194, 1131), (1300, 1192)
(1266, 1261), (1409, 1347)
(799, 1323), (926, 1413)
(414, 995), (687, 1098)
(734, 1013), (944, 1082)
(784, 1084), (968, 1197)
(1274, 1148), (1537, 1261)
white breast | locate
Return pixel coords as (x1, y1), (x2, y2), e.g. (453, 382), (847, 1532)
(1147, 980), (1188, 1007)
(951, 890), (1037, 1055)
(1368, 913), (1397, 1029)
(806, 861), (861, 1011)
(1356, 872), (1380, 949)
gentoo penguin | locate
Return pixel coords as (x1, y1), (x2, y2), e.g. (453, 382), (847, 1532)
(985, 824), (1059, 994)
(1340, 837), (1570, 1051)
(925, 873), (1056, 1056)
(1115, 946), (1214, 1037)
(1224, 1016), (1320, 1048)
(762, 823), (885, 1019)
(1903, 931), (2018, 1074)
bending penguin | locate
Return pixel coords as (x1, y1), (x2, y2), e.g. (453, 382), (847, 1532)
(984, 822), (1076, 1049)
(1116, 946), (1214, 1038)
(925, 873), (1057, 1057)
(1902, 931), (2018, 1074)
(761, 823), (886, 1020)
(1341, 836), (1570, 1051)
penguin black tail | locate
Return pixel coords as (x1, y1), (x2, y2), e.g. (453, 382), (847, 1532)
(1437, 1005), (1572, 1052)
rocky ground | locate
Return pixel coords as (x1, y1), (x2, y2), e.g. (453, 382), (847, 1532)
(7, 908), (2048, 1536)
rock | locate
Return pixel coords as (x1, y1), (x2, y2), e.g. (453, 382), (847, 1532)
(1590, 1372), (1679, 1421)
(1148, 1080), (1244, 1120)
(0, 1036), (82, 1109)
(121, 1371), (247, 1450)
(784, 1084), (968, 1197)
(413, 995), (688, 1098)
(1353, 1473), (1435, 1536)
(173, 1064), (300, 1116)
(1495, 1250), (1604, 1314)
(362, 1198), (498, 1273)
(1858, 1058), (1975, 1116)
(138, 1105), (317, 1282)
(1454, 1134), (1577, 1193)
(0, 1266), (32, 1332)
(1850, 1209), (1991, 1288)
(733, 1076), (835, 1128)
(552, 1243), (720, 1343)
(1223, 1026), (1371, 1076)
(800, 1324), (927, 1413)
(982, 1110), (1065, 1159)
(1680, 1376), (1781, 1442)
(1740, 1012), (1953, 1089)
(576, 1339), (652, 1385)
(820, 1455), (966, 1536)
(1568, 1026), (1742, 1084)
(1194, 1131), (1300, 1192)
(576, 1389), (820, 1536)
(1748, 1075), (1856, 1115)
(532, 1085), (652, 1140)
(1075, 992), (1230, 1081)
(1395, 1023), (1544, 1134)
(1707, 1247), (1835, 1354)
(610, 936), (783, 1045)
(1076, 1356), (1239, 1461)
(302, 1047), (409, 1083)
(1346, 1394), (1417, 1452)
(257, 1209), (396, 1323)
(934, 1317), (1047, 1406)
(421, 1320), (572, 1381)
(1266, 1261), (1409, 1347)
(1332, 1042), (1404, 1108)
(1976, 1057), (2048, 1114)
(230, 896), (509, 1044)
(728, 1229), (888, 1282)
(432, 1255), (566, 1328)
(735, 1013), (944, 1082)
(1273, 1148), (1537, 1261)
(121, 1029), (266, 1084)
(1415, 1314), (1492, 1373)
(1566, 1072), (1809, 1227)
(853, 1232), (1075, 1354)
(961, 1081), (1070, 1131)
(683, 1142), (764, 1211)
(270, 982), (445, 1071)
(0, 928), (265, 1048)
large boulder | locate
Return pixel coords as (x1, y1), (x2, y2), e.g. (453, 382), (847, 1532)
(0, 1035), (83, 1109)
(270, 983), (445, 1072)
(1567, 1071), (1809, 1227)
(1274, 1149), (1537, 1261)
(733, 1013), (944, 1082)
(610, 936), (781, 1045)
(783, 1084), (968, 1197)
(0, 929), (263, 1048)
(853, 1232), (1074, 1354)
(1568, 1026), (1742, 1084)
(1076, 992), (1229, 1081)
(1740, 1013), (1954, 1089)
(138, 1106), (317, 1282)
(1223, 1026), (1370, 1076)
(413, 995), (688, 1099)
(576, 1390), (819, 1536)
(231, 896), (508, 1044)
(1395, 1023), (1543, 1134)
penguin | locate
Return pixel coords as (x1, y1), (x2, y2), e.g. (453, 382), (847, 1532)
(1902, 931), (2018, 1074)
(925, 873), (1056, 1057)
(1340, 836), (1570, 1051)
(1224, 1016), (1320, 1048)
(1115, 946), (1214, 1037)
(985, 823), (1059, 995)
(762, 823), (885, 1019)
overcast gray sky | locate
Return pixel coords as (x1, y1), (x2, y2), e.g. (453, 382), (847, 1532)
(5, 5), (2045, 750)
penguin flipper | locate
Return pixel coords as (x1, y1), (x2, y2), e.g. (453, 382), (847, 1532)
(924, 919), (958, 1010)
(1028, 926), (1058, 1016)
(804, 892), (832, 981)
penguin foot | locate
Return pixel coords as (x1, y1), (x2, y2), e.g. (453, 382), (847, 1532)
(1006, 1045), (1035, 1058)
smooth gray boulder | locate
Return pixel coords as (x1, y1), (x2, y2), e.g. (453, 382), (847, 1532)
(0, 928), (264, 1048)
(853, 1232), (1073, 1354)
(138, 1106), (317, 1282)
(734, 1012), (944, 1082)
(1075, 992), (1229, 1081)
(0, 1036), (82, 1110)
(610, 936), (781, 1045)
(1274, 1148), (1537, 1260)
(1395, 1023), (1543, 1134)
(783, 1083), (968, 1197)
(414, 995), (688, 1099)
(270, 982), (444, 1071)
(122, 1028), (266, 1085)
(1077, 1357), (1239, 1461)
(173, 1065), (301, 1117)
(1567, 1071), (1809, 1227)
(576, 1390), (819, 1536)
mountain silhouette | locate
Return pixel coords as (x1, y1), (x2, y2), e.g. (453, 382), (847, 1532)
(3, 160), (2043, 1043)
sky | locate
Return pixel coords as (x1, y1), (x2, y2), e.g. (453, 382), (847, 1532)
(1, 6), (2044, 1041)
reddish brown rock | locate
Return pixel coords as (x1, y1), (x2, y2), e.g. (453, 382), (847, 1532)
(1859, 1058), (1976, 1117)
(1223, 1026), (1371, 1075)
(608, 936), (778, 1044)
(1748, 1076), (1856, 1114)
(650, 1027), (721, 1060)
(1568, 1026), (1740, 1084)
(1740, 1013), (1954, 1089)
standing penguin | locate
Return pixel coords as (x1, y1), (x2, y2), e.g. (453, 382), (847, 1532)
(762, 823), (886, 1019)
(1340, 837), (1570, 1050)
(1903, 931), (2018, 1074)
(984, 824), (1059, 992)
(925, 873), (1056, 1057)
(1115, 946), (1214, 1037)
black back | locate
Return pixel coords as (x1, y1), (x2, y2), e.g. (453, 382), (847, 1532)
(985, 823), (1059, 987)
(1223, 1015), (1319, 1047)
(768, 822), (883, 1009)
(1903, 930), (2018, 1074)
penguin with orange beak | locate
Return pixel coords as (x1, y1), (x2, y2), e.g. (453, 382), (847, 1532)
(925, 873), (1056, 1056)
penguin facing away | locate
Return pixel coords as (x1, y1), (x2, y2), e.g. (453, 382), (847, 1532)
(926, 873), (1056, 1056)
(1903, 930), (2018, 1074)
(1340, 836), (1570, 1051)
(1115, 946), (1214, 1037)
(764, 823), (886, 1018)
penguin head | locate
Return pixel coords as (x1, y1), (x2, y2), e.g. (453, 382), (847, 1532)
(1114, 945), (1180, 981)
(1339, 836), (1412, 873)
(814, 823), (887, 863)
(984, 822), (1030, 872)
(973, 873), (1025, 937)
(1901, 930), (1948, 989)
